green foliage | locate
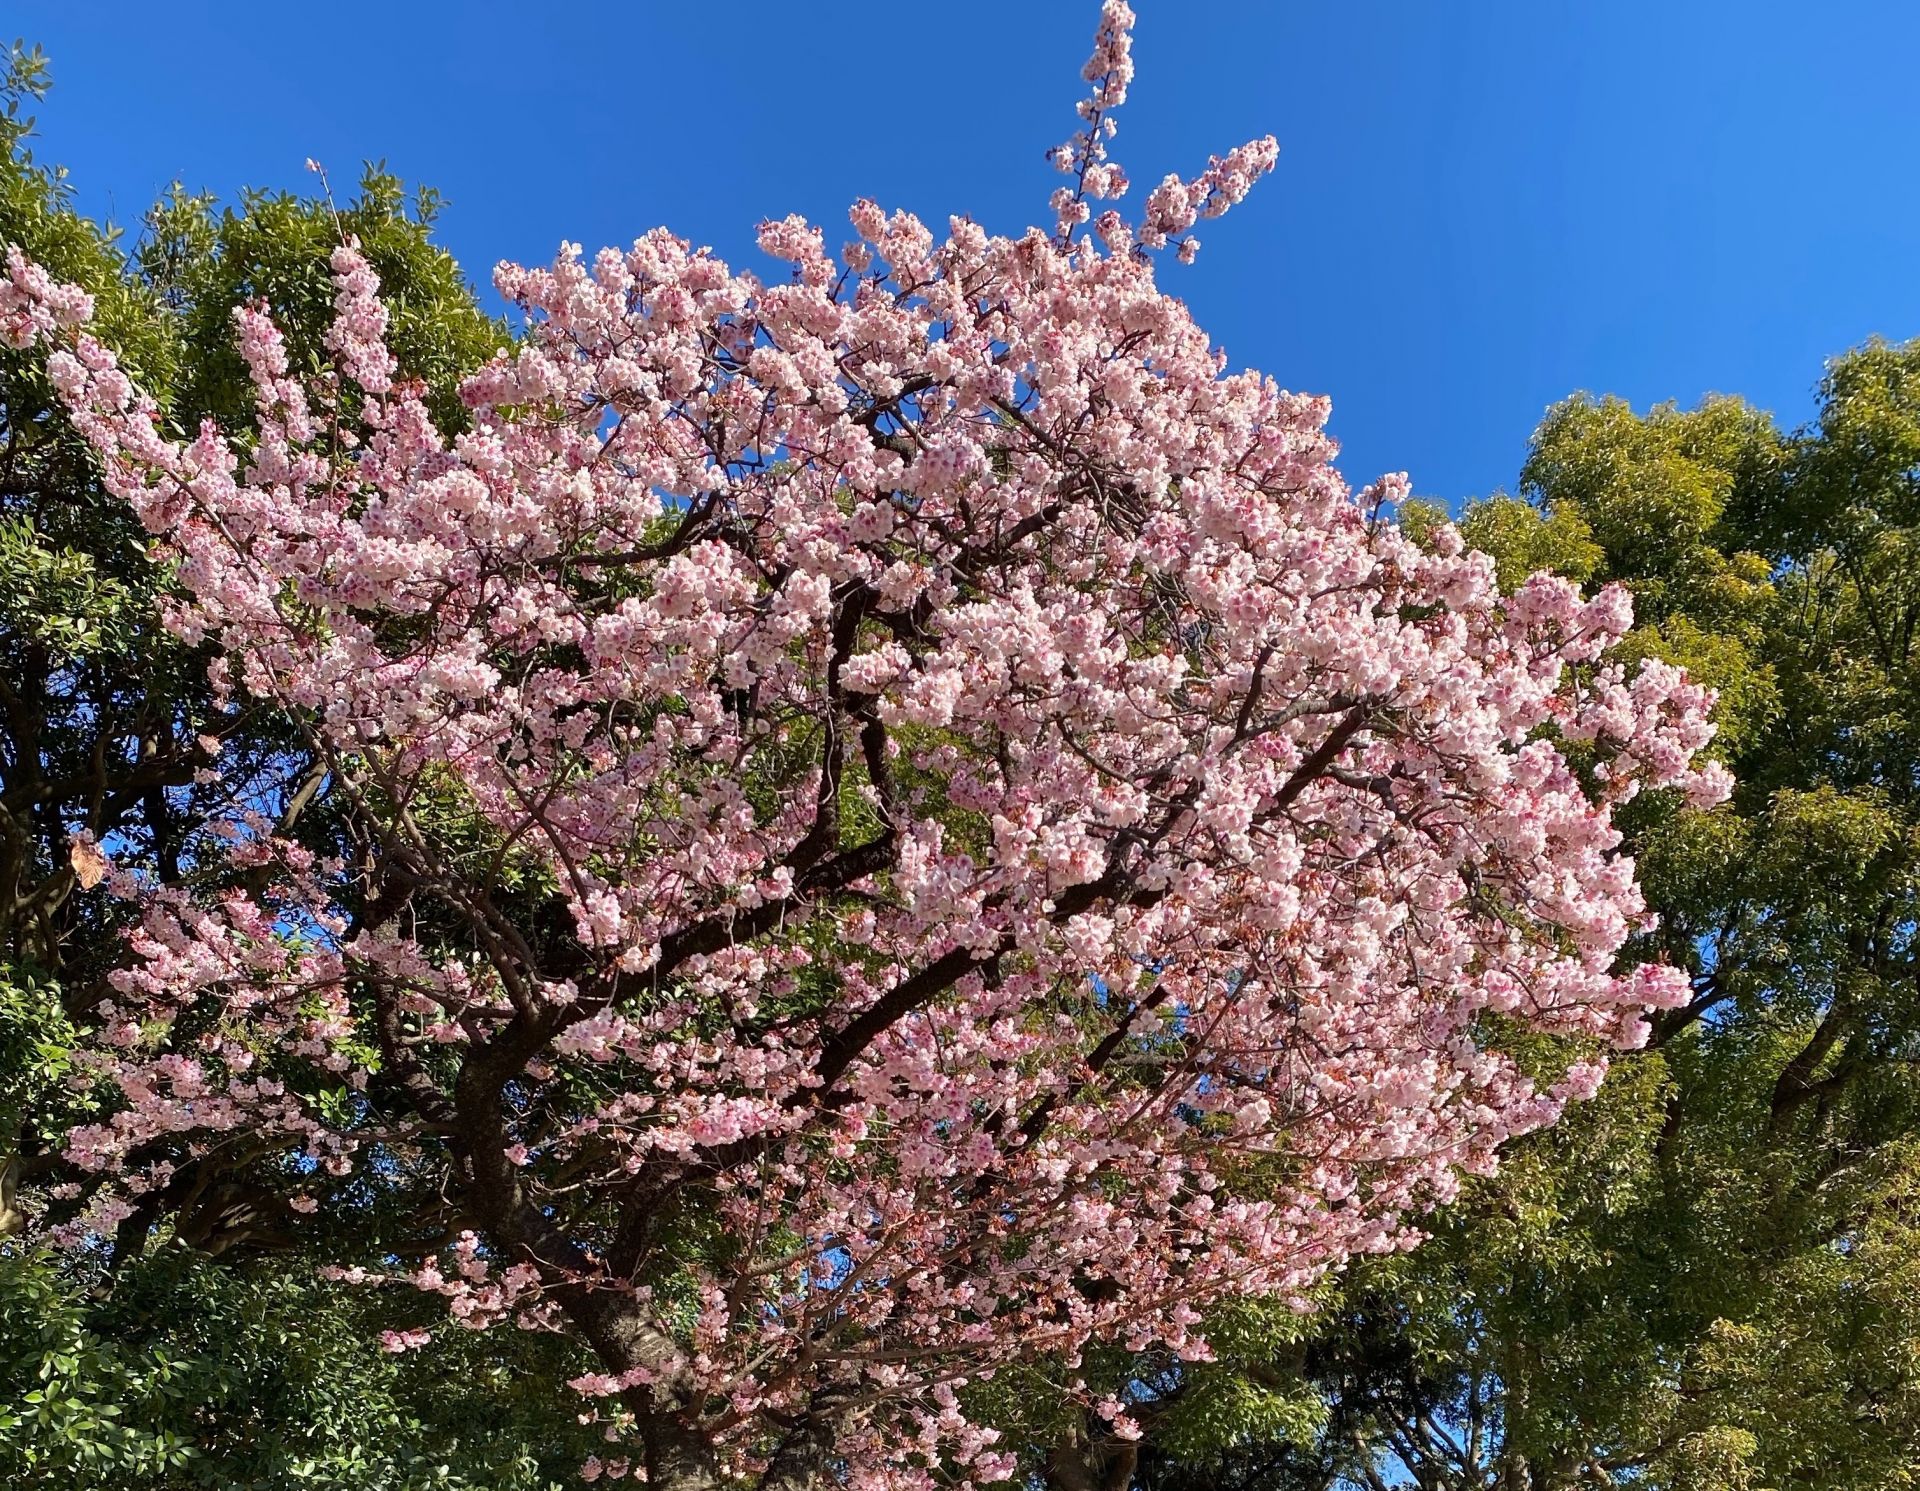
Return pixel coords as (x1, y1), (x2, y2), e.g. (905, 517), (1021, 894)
(141, 164), (502, 431)
(0, 513), (138, 658)
(1517, 393), (1783, 607)
(0, 967), (78, 1140)
(1146, 1300), (1329, 1463)
(0, 1246), (600, 1488)
(1454, 491), (1605, 593)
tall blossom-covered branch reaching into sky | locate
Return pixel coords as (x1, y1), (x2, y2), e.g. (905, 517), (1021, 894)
(1, 3), (1727, 1486)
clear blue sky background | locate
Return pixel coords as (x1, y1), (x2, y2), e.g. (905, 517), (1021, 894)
(14, 0), (1920, 507)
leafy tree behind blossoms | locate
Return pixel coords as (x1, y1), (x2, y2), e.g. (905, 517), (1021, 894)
(1131, 352), (1920, 1491)
(2, 6), (1728, 1488)
(0, 42), (612, 1487)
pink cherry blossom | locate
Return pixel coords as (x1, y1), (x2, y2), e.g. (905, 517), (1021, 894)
(2, 5), (1728, 1487)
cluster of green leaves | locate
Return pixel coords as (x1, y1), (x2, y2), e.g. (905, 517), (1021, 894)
(0, 1244), (604, 1489)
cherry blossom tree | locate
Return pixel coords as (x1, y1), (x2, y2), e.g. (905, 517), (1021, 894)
(0, 5), (1727, 1486)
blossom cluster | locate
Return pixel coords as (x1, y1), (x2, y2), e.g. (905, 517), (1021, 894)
(2, 4), (1727, 1486)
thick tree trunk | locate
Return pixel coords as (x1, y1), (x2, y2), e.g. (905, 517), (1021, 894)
(1500, 1368), (1532, 1491)
(645, 1437), (726, 1491)
(1045, 1429), (1139, 1491)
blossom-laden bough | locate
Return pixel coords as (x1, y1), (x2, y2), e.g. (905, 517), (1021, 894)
(1, 4), (1727, 1486)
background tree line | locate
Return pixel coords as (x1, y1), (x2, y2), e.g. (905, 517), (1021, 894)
(2, 39), (1916, 1491)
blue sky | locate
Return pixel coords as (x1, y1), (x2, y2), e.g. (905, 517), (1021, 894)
(15, 0), (1920, 507)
